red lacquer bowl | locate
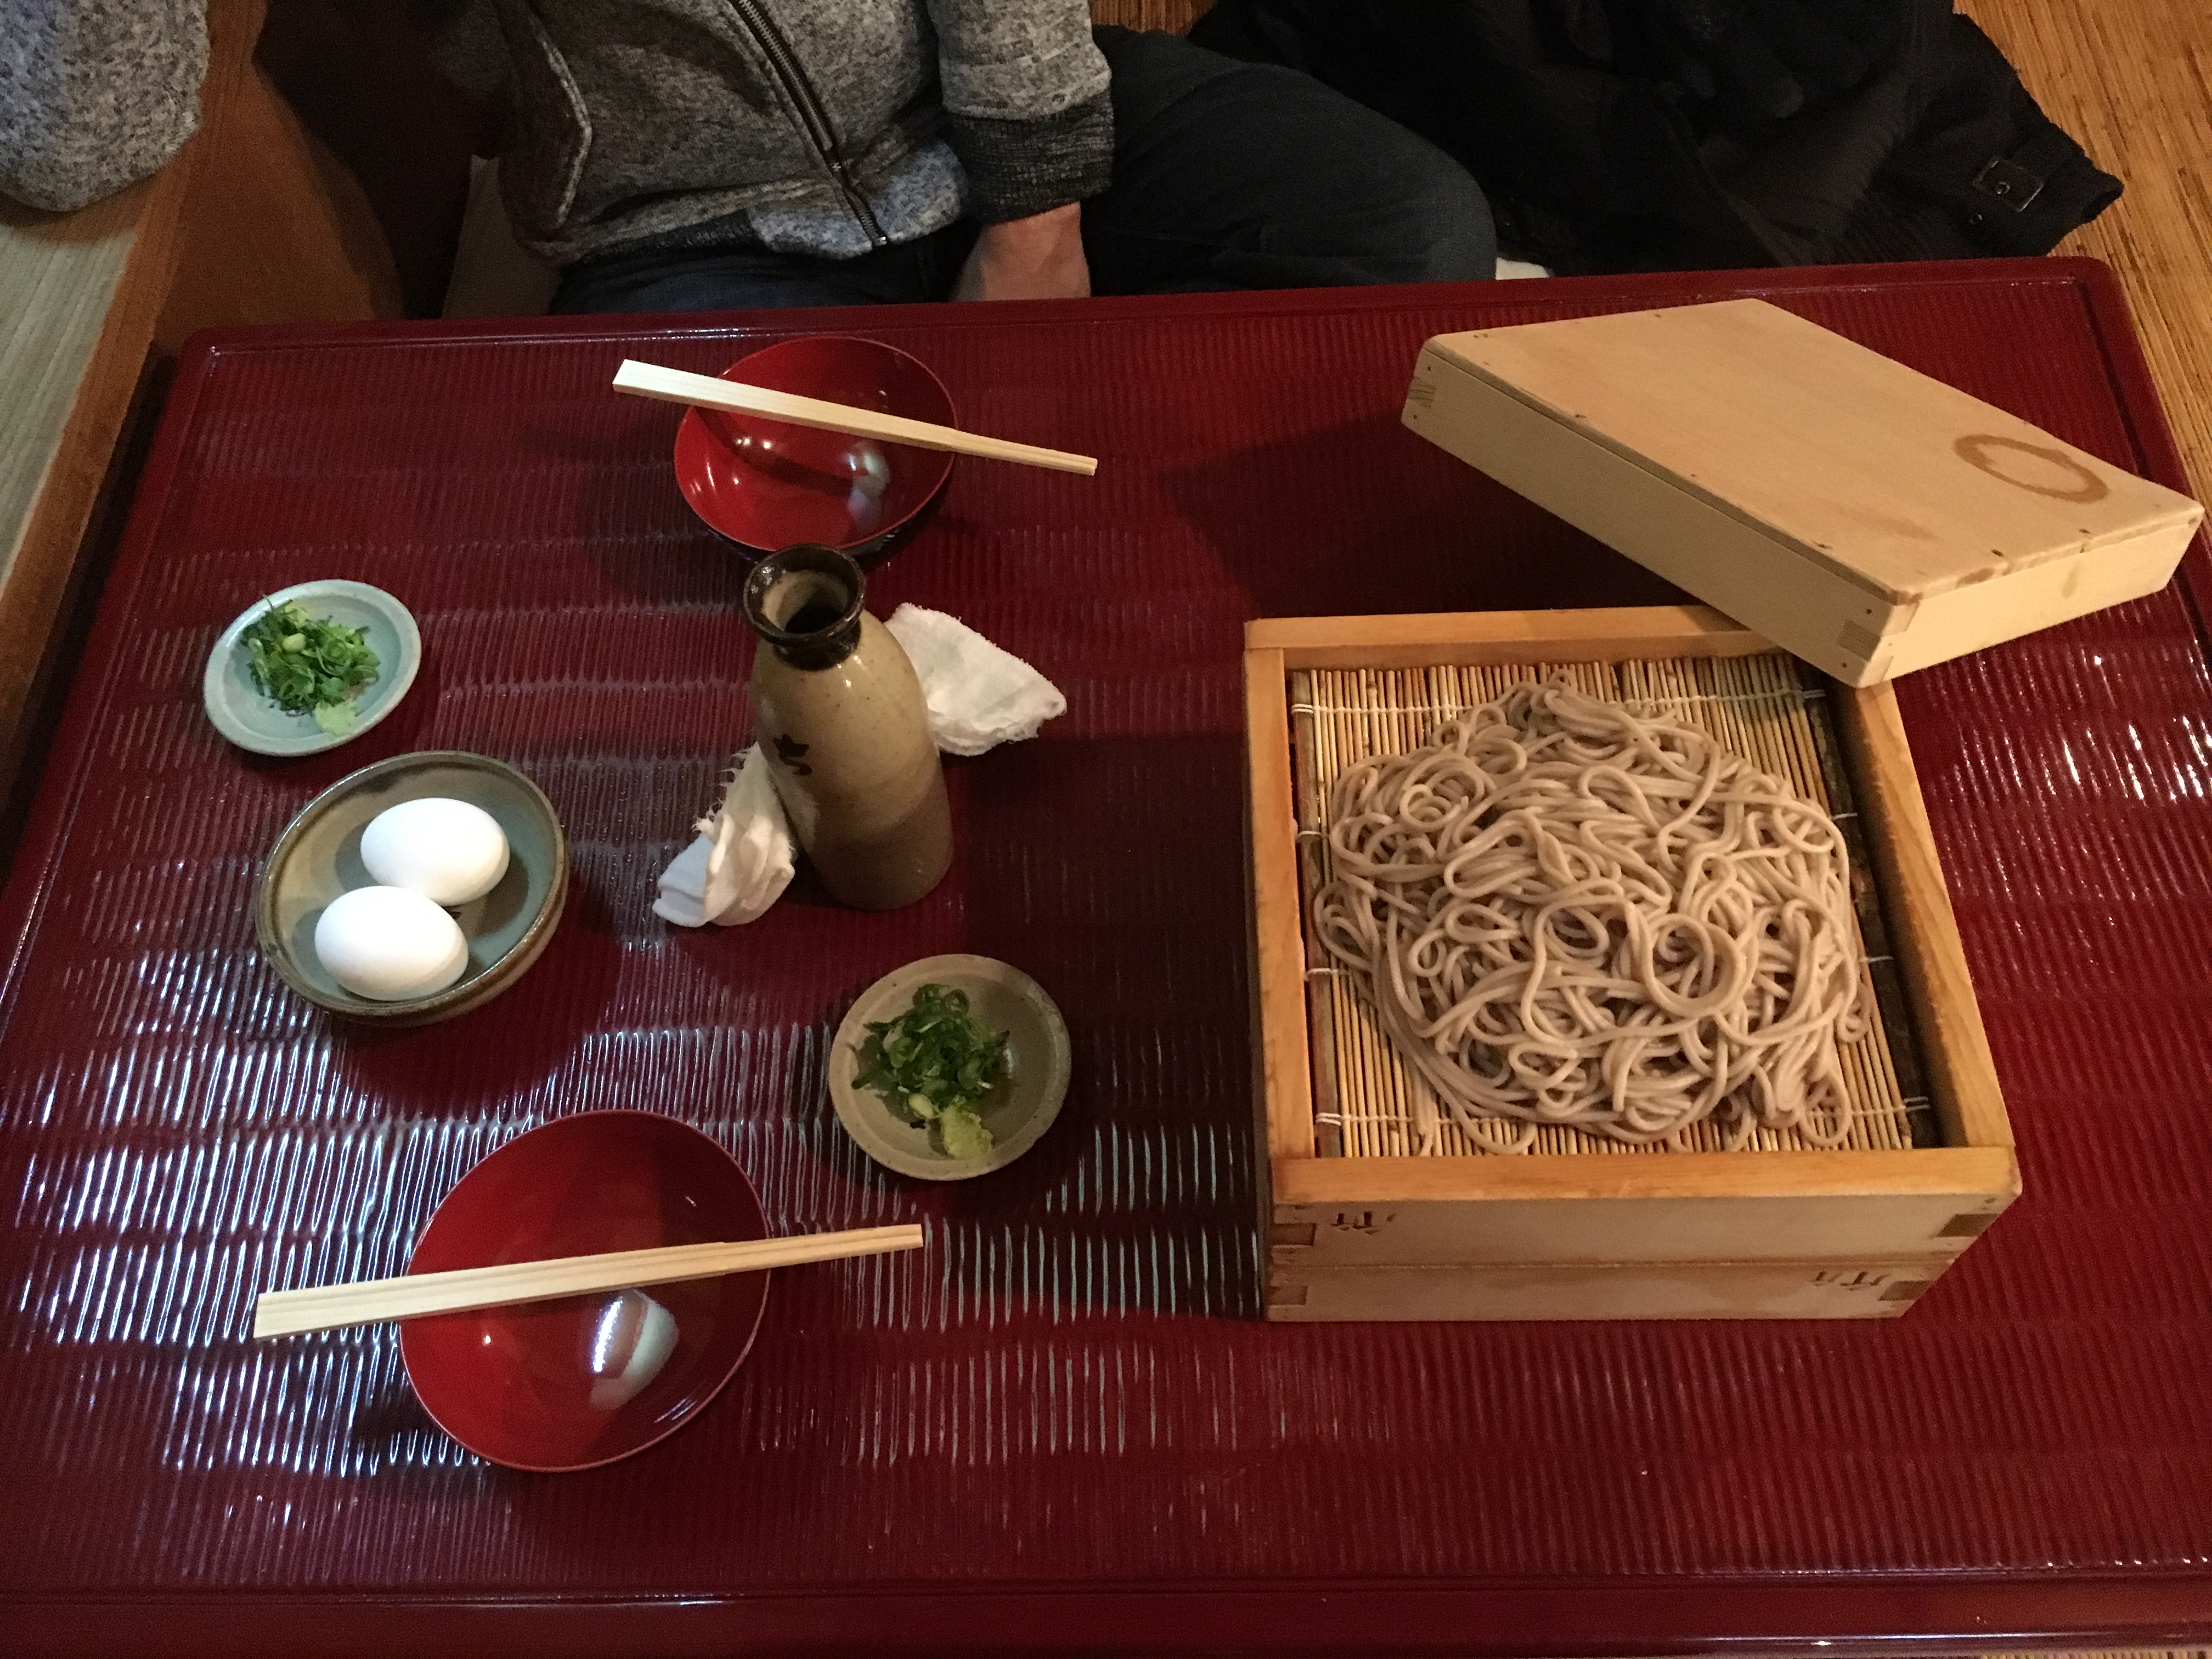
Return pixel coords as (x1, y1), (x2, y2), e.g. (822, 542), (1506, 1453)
(399, 1111), (770, 1472)
(674, 336), (957, 561)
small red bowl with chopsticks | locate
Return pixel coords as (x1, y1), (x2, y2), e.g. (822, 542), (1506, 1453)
(399, 1111), (771, 1472)
(673, 336), (957, 562)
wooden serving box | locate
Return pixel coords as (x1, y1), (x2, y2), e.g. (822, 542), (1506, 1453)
(1402, 299), (2204, 687)
(1244, 606), (2018, 1321)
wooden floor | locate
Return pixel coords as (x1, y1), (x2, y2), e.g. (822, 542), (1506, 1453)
(1960, 0), (2212, 499)
(1095, 0), (2211, 503)
(1097, 0), (1210, 26)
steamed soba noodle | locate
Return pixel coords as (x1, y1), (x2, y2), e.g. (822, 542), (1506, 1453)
(1313, 680), (1869, 1153)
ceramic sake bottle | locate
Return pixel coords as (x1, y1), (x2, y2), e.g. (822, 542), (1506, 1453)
(741, 544), (951, 910)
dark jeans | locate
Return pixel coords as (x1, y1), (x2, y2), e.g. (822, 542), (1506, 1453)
(552, 26), (1495, 314)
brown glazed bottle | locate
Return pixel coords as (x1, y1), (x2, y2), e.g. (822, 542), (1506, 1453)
(741, 544), (951, 910)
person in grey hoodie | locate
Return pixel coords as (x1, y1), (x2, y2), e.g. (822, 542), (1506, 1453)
(1, 0), (1494, 311)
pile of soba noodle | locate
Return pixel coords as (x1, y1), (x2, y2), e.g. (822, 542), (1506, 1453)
(1312, 680), (1869, 1153)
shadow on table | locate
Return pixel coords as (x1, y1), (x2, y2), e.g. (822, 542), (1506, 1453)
(349, 1376), (447, 1462)
(1157, 410), (1686, 620)
(323, 868), (627, 1107)
(770, 731), (1268, 1323)
(511, 403), (757, 609)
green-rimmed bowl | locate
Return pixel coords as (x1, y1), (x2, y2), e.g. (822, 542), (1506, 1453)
(828, 955), (1071, 1181)
(254, 751), (566, 1026)
(203, 579), (421, 757)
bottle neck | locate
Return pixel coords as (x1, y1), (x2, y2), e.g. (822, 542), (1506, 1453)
(743, 544), (866, 669)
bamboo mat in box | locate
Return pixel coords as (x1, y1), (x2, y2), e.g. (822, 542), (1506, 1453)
(1288, 653), (1934, 1159)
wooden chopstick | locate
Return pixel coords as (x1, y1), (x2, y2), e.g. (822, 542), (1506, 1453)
(252, 1223), (924, 1338)
(611, 358), (1099, 477)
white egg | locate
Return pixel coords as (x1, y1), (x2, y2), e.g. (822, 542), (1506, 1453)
(313, 885), (470, 1002)
(359, 797), (510, 906)
(585, 1290), (679, 1412)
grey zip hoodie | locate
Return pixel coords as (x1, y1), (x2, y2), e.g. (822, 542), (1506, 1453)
(431, 0), (1115, 266)
(1, 1), (1111, 266)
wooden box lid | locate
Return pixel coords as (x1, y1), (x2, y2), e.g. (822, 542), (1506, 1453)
(1420, 298), (2203, 605)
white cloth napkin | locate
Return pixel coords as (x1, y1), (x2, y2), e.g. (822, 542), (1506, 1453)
(653, 604), (1065, 927)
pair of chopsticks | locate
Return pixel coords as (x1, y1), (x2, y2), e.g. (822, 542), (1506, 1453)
(253, 1223), (924, 1338)
(611, 359), (1098, 478)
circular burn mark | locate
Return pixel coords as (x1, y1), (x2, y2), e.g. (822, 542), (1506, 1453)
(1953, 434), (2110, 503)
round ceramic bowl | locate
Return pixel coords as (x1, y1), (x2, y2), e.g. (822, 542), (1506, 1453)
(829, 954), (1071, 1182)
(253, 751), (567, 1026)
(202, 579), (422, 757)
(673, 336), (956, 562)
(400, 1111), (770, 1472)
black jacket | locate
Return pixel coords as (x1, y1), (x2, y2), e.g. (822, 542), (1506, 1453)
(1190, 0), (2120, 274)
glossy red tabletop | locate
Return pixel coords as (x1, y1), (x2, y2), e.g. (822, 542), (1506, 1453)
(3, 263), (2210, 1656)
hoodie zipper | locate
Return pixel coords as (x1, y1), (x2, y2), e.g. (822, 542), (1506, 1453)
(722, 0), (892, 248)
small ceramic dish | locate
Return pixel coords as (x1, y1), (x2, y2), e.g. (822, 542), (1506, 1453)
(400, 1111), (771, 1472)
(673, 336), (956, 562)
(253, 751), (567, 1026)
(828, 954), (1071, 1181)
(202, 579), (421, 757)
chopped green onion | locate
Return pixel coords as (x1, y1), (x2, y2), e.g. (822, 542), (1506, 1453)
(240, 598), (379, 729)
(854, 983), (1009, 1158)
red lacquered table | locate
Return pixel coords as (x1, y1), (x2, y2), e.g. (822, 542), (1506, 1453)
(4, 261), (2210, 1657)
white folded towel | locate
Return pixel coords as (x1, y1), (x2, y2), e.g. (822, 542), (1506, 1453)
(653, 604), (1065, 927)
(652, 747), (793, 928)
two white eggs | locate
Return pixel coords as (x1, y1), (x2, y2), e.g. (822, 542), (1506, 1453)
(313, 798), (510, 1002)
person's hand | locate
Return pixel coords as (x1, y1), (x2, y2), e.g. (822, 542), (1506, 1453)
(953, 204), (1091, 302)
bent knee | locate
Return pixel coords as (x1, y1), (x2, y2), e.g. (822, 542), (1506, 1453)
(1317, 160), (1497, 286)
(1385, 167), (1498, 284)
(1264, 85), (1498, 285)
